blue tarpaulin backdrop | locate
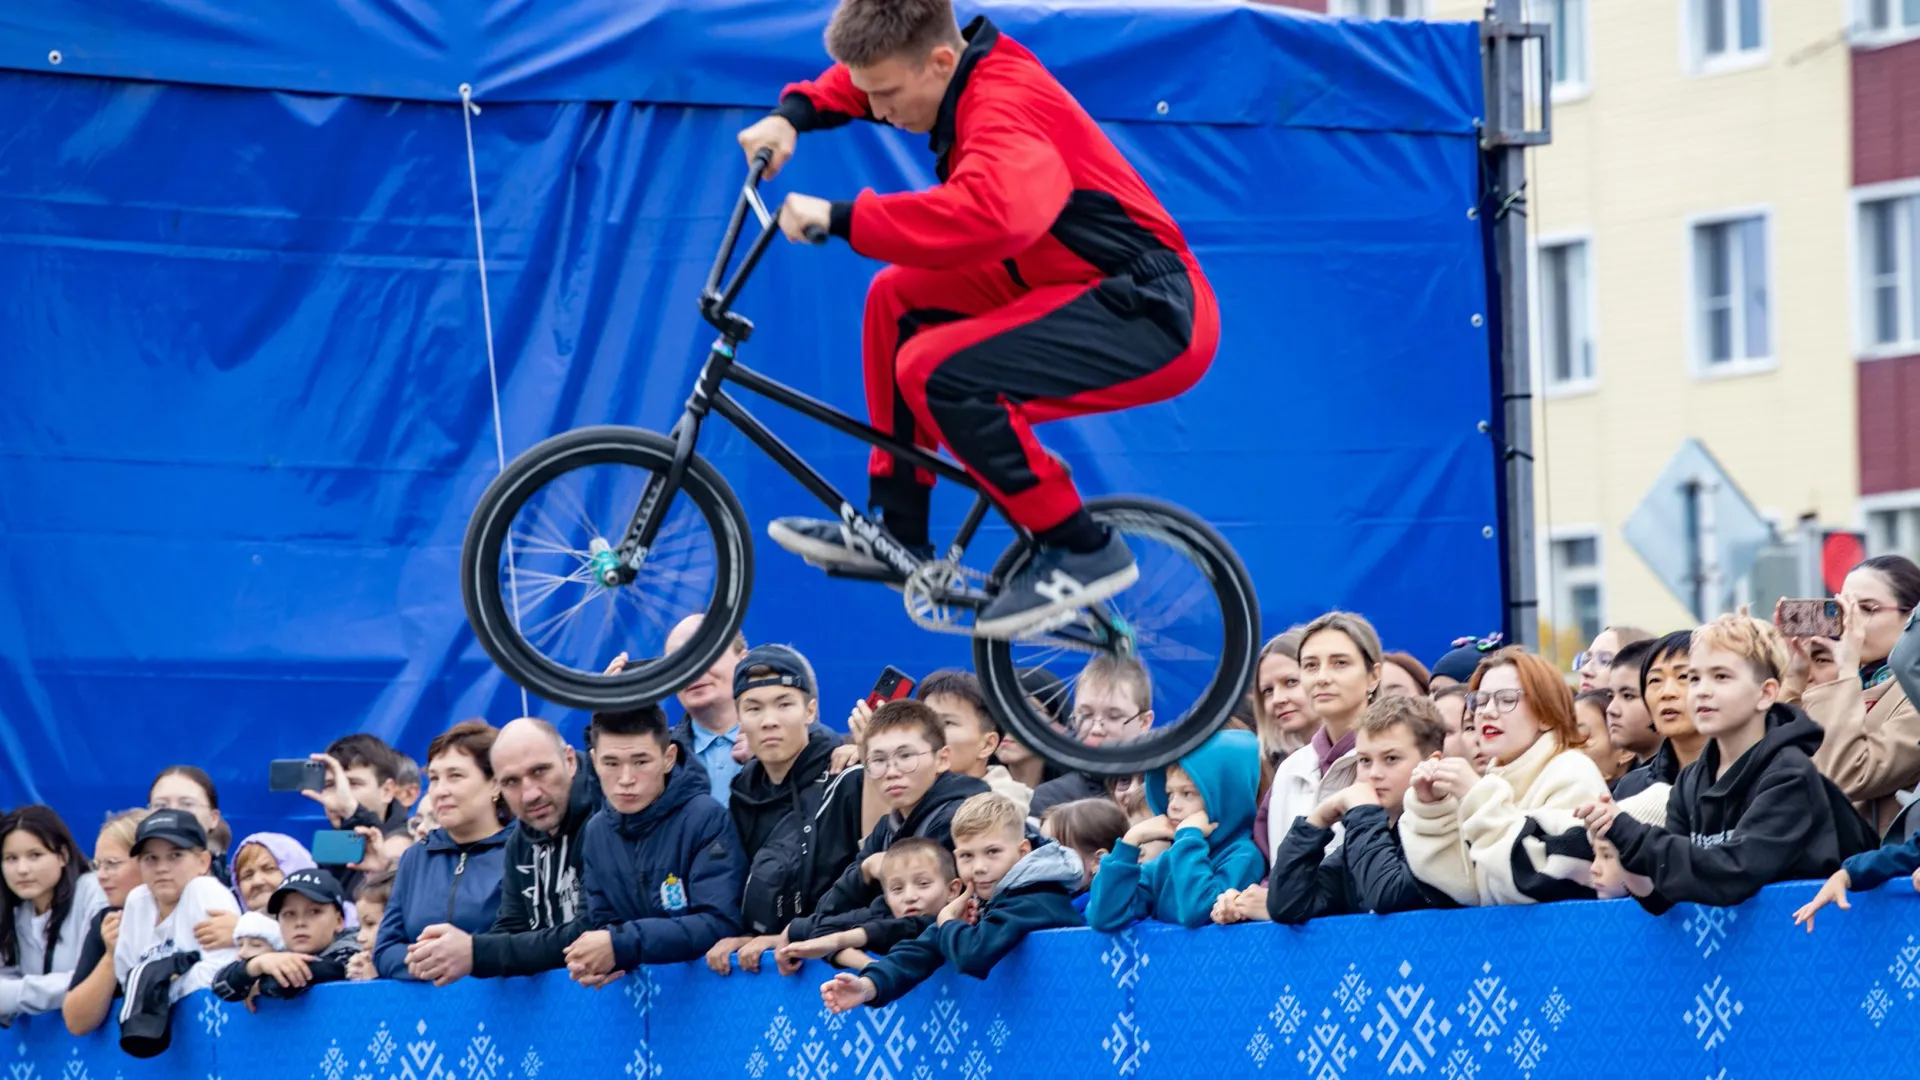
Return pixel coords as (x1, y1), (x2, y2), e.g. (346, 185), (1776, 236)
(3, 886), (1916, 1078)
(0, 0), (1500, 831)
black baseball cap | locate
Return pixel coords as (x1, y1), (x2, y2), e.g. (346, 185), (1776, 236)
(733, 644), (817, 699)
(130, 809), (207, 856)
(269, 868), (345, 913)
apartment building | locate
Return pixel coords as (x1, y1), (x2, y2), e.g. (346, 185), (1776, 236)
(1270, 1), (1916, 661)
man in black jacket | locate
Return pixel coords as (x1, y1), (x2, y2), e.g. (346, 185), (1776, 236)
(1582, 615), (1877, 914)
(814, 700), (990, 920)
(707, 645), (866, 974)
(1265, 695), (1457, 923)
(402, 718), (595, 984)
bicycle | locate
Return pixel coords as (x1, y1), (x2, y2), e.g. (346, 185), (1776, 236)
(460, 150), (1258, 774)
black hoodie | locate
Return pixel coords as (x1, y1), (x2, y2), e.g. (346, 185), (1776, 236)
(1265, 804), (1457, 924)
(729, 726), (866, 936)
(210, 929), (359, 1003)
(1606, 703), (1878, 914)
(813, 771), (992, 920)
(1610, 739), (1683, 800)
(471, 767), (597, 978)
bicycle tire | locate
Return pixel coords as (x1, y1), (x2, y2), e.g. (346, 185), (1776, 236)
(973, 496), (1258, 776)
(461, 424), (753, 712)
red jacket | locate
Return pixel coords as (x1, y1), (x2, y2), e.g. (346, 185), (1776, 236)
(774, 16), (1194, 287)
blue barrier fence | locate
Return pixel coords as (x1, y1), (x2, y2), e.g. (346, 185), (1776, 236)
(6, 884), (1915, 1080)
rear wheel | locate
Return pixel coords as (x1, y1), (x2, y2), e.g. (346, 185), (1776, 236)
(461, 425), (752, 711)
(973, 496), (1258, 775)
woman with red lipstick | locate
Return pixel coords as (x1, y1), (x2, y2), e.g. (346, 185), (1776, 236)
(1400, 648), (1611, 906)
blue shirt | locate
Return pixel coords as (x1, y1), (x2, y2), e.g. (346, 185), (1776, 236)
(692, 723), (742, 805)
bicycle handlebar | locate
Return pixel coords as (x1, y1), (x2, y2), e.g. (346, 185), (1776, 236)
(701, 149), (826, 336)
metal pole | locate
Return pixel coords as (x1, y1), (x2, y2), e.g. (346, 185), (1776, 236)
(1482, 0), (1546, 649)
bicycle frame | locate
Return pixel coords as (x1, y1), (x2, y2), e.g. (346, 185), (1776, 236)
(609, 152), (1012, 597)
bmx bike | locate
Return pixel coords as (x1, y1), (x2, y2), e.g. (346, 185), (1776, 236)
(460, 149), (1257, 774)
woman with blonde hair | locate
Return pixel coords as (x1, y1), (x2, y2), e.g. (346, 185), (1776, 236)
(1400, 647), (1609, 906)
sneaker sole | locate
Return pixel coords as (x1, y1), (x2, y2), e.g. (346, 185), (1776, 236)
(971, 563), (1140, 640)
(766, 520), (887, 573)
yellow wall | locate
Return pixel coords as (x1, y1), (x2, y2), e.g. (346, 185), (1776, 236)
(1428, 0), (1855, 659)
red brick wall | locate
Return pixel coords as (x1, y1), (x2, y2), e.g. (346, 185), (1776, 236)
(1858, 354), (1920, 495)
(1854, 37), (1920, 186)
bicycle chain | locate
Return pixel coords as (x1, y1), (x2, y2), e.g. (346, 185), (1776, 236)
(901, 559), (1093, 645)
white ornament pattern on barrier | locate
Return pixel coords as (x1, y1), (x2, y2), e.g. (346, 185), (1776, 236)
(1684, 978), (1742, 1052)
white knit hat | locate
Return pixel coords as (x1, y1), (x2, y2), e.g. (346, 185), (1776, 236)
(233, 910), (284, 951)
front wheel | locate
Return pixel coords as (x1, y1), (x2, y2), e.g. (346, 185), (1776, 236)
(973, 497), (1259, 776)
(461, 425), (753, 712)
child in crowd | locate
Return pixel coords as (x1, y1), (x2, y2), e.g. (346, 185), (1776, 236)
(775, 839), (963, 972)
(230, 913), (282, 959)
(812, 700), (990, 920)
(1431, 684), (1474, 761)
(1265, 696), (1458, 923)
(1087, 729), (1264, 931)
(211, 869), (359, 1006)
(1040, 799), (1129, 908)
(1574, 690), (1634, 785)
(1401, 648), (1609, 906)
(1581, 616), (1876, 913)
(820, 794), (1083, 1012)
(917, 670), (1035, 816)
(1613, 631), (1706, 799)
(345, 870), (392, 981)
(113, 811), (239, 1006)
(1603, 639), (1662, 780)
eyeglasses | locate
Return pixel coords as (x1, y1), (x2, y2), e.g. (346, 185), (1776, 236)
(94, 857), (130, 876)
(864, 749), (933, 775)
(1571, 651), (1614, 672)
(1070, 708), (1147, 735)
(1464, 689), (1525, 716)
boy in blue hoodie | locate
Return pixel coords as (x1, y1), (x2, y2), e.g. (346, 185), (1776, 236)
(820, 793), (1083, 1011)
(1086, 729), (1264, 930)
(569, 704), (747, 987)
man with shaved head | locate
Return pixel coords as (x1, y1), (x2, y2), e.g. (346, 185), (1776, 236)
(663, 613), (751, 806)
(402, 717), (595, 984)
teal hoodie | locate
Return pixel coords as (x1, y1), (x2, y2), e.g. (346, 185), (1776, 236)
(1086, 729), (1265, 930)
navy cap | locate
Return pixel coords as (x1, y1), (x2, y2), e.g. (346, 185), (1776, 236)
(732, 644), (817, 699)
(269, 868), (345, 913)
(131, 809), (207, 856)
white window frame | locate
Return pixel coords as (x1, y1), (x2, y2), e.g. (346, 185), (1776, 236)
(1539, 0), (1591, 101)
(1544, 526), (1607, 652)
(1686, 207), (1777, 379)
(1861, 491), (1920, 561)
(1851, 177), (1920, 361)
(1532, 230), (1599, 397)
(1681, 0), (1768, 75)
(1852, 0), (1920, 49)
(1329, 0), (1428, 19)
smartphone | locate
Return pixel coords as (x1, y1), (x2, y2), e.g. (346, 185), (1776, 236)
(866, 666), (916, 710)
(310, 829), (366, 866)
(1776, 598), (1843, 638)
(268, 759), (327, 793)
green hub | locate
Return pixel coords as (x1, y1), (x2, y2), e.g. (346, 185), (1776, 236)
(587, 539), (622, 588)
(1105, 612), (1138, 655)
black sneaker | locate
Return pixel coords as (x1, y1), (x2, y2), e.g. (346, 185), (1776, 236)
(973, 532), (1138, 639)
(767, 517), (932, 574)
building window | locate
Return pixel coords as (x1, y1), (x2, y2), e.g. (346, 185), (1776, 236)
(1692, 215), (1771, 371)
(1856, 0), (1920, 45)
(1550, 533), (1604, 650)
(1859, 193), (1920, 356)
(1868, 503), (1920, 562)
(1541, 0), (1589, 91)
(1538, 239), (1595, 389)
(1688, 0), (1765, 67)
(1330, 0), (1426, 18)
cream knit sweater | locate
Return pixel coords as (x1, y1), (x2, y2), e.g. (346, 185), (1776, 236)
(1399, 734), (1610, 907)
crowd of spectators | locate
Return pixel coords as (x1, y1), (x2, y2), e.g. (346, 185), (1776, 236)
(9, 555), (1920, 1051)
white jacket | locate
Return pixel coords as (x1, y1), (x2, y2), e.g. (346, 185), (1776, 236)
(1399, 735), (1609, 907)
(113, 876), (239, 1004)
(0, 874), (108, 1022)
(1264, 741), (1359, 865)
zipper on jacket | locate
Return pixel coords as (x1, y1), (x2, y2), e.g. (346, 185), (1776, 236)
(447, 852), (469, 924)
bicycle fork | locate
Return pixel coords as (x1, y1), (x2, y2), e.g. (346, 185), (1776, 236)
(601, 338), (737, 586)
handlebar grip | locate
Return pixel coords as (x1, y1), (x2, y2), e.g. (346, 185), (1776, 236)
(802, 225), (829, 246)
(752, 147), (773, 169)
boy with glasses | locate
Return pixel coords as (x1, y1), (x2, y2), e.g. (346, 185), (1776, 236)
(811, 700), (991, 921)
